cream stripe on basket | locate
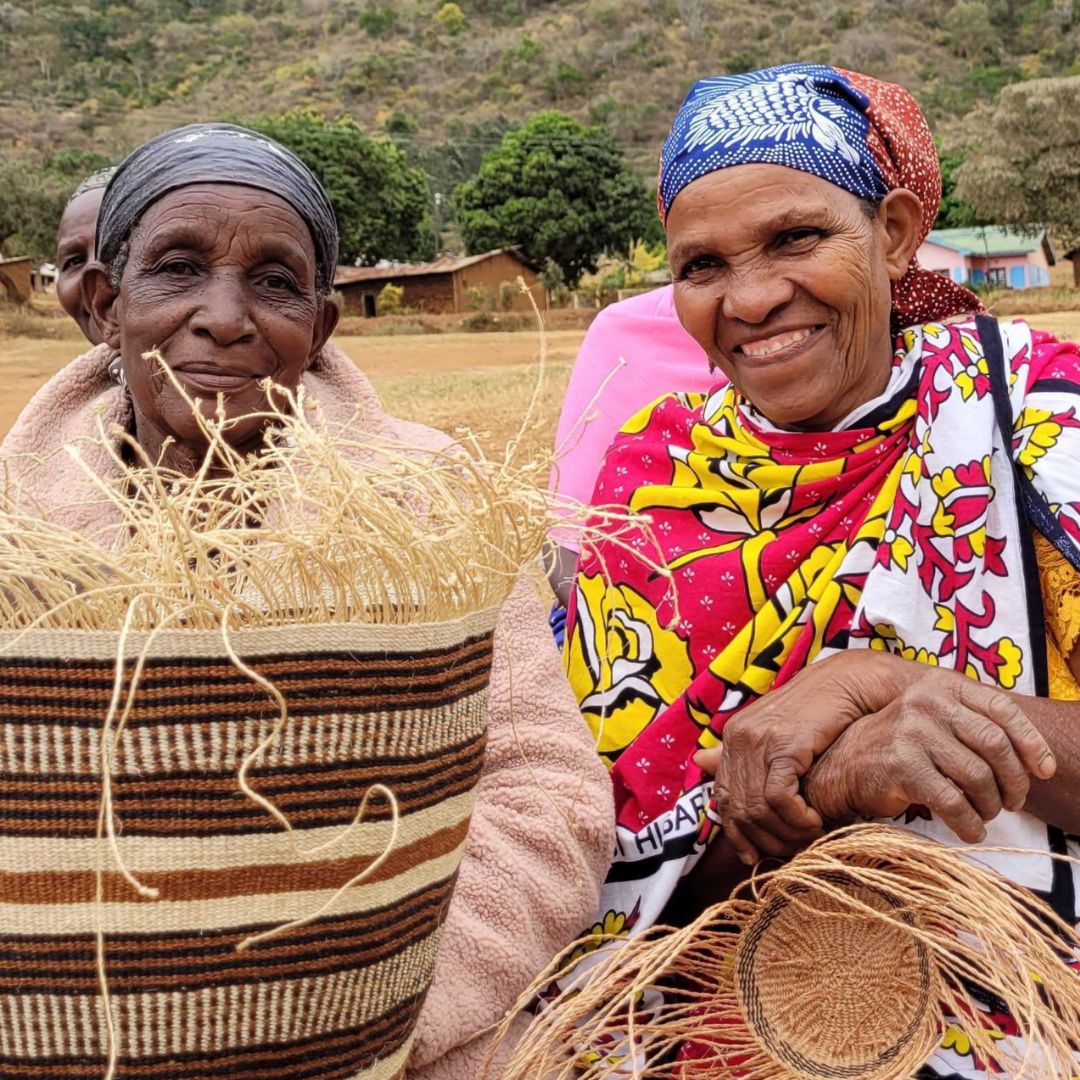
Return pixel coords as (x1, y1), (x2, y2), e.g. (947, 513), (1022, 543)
(0, 788), (477, 873)
(0, 613), (500, 661)
(0, 695), (488, 776)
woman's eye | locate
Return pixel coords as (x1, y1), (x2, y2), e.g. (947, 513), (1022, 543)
(260, 272), (298, 293)
(776, 229), (823, 250)
(60, 255), (86, 272)
(679, 256), (722, 280)
(160, 259), (197, 276)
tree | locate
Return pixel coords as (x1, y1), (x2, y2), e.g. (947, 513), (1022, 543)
(245, 109), (436, 266)
(0, 146), (113, 261)
(454, 112), (658, 287)
(954, 76), (1080, 236)
(935, 143), (989, 229)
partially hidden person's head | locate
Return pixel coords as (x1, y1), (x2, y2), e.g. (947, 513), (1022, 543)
(57, 167), (116, 345)
(658, 64), (982, 432)
(83, 123), (340, 456)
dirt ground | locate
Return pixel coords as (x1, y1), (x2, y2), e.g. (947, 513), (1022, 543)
(4, 312), (1080, 455)
(0, 329), (586, 455)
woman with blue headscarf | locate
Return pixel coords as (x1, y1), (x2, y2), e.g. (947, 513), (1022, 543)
(562, 65), (1080, 1075)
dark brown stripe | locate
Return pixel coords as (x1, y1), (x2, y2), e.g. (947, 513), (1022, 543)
(0, 993), (423, 1080)
(0, 733), (486, 836)
(0, 663), (491, 726)
(0, 876), (457, 994)
(0, 816), (469, 906)
(0, 634), (494, 725)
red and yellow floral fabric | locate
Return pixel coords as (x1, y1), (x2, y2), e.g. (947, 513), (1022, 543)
(564, 319), (1080, 1077)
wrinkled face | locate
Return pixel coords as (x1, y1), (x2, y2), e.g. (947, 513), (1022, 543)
(666, 164), (918, 431)
(87, 184), (337, 453)
(56, 187), (106, 345)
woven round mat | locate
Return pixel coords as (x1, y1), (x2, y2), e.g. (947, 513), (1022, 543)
(733, 873), (938, 1078)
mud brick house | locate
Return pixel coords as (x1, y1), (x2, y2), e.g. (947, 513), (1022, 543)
(0, 257), (33, 302)
(333, 248), (548, 316)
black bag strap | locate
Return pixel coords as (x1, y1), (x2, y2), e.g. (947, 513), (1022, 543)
(978, 313), (1080, 575)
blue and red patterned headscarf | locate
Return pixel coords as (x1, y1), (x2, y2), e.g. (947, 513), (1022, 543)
(658, 63), (982, 328)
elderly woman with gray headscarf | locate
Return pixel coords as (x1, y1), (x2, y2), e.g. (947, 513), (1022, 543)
(0, 124), (613, 1079)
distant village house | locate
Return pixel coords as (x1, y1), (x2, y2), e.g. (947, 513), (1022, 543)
(917, 227), (1056, 289)
(0, 256), (33, 303)
(333, 248), (548, 317)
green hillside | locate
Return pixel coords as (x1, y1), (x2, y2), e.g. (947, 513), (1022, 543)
(2, 0), (1077, 170)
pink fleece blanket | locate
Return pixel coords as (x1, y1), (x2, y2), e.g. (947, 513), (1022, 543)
(1, 342), (614, 1078)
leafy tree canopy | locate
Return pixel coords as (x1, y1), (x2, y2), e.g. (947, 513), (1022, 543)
(244, 109), (436, 266)
(0, 148), (111, 261)
(954, 76), (1080, 238)
(454, 112), (660, 287)
(935, 140), (990, 229)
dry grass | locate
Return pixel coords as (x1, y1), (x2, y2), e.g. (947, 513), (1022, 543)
(0, 297), (82, 342)
(377, 361), (573, 459)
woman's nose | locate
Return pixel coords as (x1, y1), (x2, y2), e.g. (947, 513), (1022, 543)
(188, 274), (257, 346)
(720, 264), (796, 326)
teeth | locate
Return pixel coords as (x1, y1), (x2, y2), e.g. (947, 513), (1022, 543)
(741, 327), (813, 358)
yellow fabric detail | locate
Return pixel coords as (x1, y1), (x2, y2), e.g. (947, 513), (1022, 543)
(1035, 532), (1080, 701)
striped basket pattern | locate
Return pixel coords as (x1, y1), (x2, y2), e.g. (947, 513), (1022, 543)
(0, 613), (497, 1080)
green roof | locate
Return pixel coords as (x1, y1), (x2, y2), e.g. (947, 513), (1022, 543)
(925, 226), (1046, 256)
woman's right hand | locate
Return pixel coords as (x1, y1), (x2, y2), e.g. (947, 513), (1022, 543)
(804, 669), (1056, 842)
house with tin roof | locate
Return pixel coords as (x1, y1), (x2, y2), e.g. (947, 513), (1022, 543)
(916, 226), (1056, 290)
(334, 248), (547, 316)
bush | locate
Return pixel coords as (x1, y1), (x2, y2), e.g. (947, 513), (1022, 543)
(376, 283), (406, 315)
(465, 285), (497, 311)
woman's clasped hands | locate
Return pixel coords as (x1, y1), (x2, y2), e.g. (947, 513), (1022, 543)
(694, 650), (1057, 865)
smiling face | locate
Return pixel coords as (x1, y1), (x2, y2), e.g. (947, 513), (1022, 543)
(666, 164), (922, 431)
(85, 183), (338, 464)
(56, 187), (106, 345)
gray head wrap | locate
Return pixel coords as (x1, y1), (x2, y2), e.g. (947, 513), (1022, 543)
(95, 123), (339, 292)
(68, 166), (117, 203)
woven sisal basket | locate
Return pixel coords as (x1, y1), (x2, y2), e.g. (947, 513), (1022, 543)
(0, 615), (497, 1080)
(495, 824), (1080, 1080)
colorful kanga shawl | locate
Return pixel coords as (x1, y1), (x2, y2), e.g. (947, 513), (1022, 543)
(564, 318), (1080, 1077)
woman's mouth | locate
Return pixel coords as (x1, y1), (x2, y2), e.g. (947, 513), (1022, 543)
(172, 367), (256, 394)
(735, 325), (825, 363)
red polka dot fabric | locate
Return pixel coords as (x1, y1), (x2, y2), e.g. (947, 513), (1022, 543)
(837, 68), (985, 329)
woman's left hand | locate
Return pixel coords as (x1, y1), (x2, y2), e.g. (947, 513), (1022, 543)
(695, 650), (946, 864)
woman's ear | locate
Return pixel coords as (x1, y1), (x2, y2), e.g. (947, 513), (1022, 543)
(878, 188), (925, 282)
(82, 263), (121, 349)
(309, 296), (340, 364)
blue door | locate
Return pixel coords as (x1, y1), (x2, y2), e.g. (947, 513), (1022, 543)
(1009, 266), (1026, 289)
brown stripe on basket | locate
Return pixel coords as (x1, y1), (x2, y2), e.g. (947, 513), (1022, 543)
(0, 876), (456, 994)
(0, 992), (422, 1080)
(0, 735), (486, 836)
(0, 666), (492, 725)
(0, 933), (445, 1058)
(0, 634), (494, 715)
(1, 817), (469, 906)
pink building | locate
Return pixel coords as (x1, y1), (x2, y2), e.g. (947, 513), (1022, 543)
(917, 227), (1056, 290)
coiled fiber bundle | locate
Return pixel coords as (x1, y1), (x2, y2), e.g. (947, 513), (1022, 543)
(0, 367), (560, 1080)
(496, 824), (1080, 1079)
